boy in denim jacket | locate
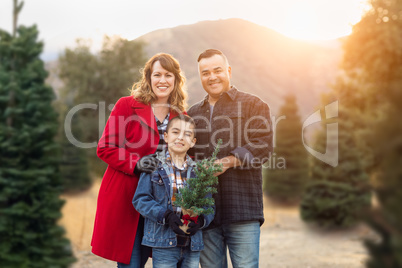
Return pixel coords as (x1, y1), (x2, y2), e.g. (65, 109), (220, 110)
(133, 115), (214, 268)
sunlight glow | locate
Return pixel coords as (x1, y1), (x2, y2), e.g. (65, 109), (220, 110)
(284, 2), (320, 40)
(0, 0), (372, 60)
(267, 0), (369, 40)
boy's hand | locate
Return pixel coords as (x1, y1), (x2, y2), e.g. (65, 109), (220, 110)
(134, 154), (159, 174)
(187, 215), (204, 236)
(164, 210), (186, 235)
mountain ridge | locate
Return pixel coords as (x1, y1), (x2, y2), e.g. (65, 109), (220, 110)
(135, 18), (343, 118)
(45, 18), (343, 120)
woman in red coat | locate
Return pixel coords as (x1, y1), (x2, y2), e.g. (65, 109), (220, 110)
(91, 53), (188, 267)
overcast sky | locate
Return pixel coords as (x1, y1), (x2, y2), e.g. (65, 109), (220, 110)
(0, 0), (368, 61)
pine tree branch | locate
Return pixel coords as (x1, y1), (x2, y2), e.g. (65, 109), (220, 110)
(174, 139), (223, 215)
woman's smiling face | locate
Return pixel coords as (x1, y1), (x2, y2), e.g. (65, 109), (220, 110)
(150, 60), (175, 103)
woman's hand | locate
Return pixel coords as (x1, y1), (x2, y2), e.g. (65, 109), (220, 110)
(134, 154), (160, 175)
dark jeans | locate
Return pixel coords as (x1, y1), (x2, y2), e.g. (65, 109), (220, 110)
(117, 216), (151, 268)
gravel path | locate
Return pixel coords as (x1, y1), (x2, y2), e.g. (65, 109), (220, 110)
(61, 181), (377, 268)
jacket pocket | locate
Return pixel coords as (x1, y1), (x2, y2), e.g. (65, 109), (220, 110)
(151, 175), (168, 203)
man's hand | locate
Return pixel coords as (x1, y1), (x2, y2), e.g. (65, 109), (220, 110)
(213, 155), (241, 176)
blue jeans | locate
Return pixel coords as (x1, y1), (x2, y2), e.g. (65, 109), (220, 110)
(152, 246), (200, 268)
(200, 221), (260, 268)
(117, 216), (151, 268)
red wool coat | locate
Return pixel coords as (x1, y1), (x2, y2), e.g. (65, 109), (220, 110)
(91, 96), (182, 264)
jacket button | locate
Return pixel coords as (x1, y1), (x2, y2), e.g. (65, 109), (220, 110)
(169, 242), (172, 245)
(168, 201), (171, 204)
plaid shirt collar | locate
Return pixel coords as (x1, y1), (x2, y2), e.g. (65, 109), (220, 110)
(155, 113), (170, 125)
(165, 150), (189, 170)
(165, 150), (191, 214)
(200, 86), (238, 107)
(155, 150), (196, 168)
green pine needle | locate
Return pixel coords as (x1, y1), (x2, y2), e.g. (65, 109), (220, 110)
(174, 139), (223, 215)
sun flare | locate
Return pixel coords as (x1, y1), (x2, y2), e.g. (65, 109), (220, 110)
(268, 0), (369, 40)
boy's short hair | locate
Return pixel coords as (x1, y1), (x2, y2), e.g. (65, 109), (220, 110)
(166, 115), (196, 137)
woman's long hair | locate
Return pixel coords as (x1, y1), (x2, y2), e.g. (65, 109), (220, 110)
(131, 53), (187, 112)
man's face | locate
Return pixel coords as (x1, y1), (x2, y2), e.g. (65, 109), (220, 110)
(164, 120), (196, 156)
(198, 54), (232, 100)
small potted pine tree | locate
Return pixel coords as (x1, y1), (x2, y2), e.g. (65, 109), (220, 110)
(174, 139), (223, 233)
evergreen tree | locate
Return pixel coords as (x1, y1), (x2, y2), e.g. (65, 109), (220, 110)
(58, 36), (147, 144)
(335, 0), (402, 265)
(58, 36), (147, 176)
(365, 109), (402, 267)
(263, 94), (308, 203)
(0, 6), (74, 267)
(174, 140), (222, 216)
(300, 107), (371, 228)
(58, 104), (91, 192)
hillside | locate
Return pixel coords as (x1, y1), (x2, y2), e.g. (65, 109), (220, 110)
(46, 18), (343, 118)
(136, 18), (343, 117)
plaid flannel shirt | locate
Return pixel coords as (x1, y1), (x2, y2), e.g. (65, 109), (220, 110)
(155, 113), (169, 152)
(165, 150), (190, 215)
(188, 86), (273, 227)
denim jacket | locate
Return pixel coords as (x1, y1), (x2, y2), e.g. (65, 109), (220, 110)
(132, 150), (215, 251)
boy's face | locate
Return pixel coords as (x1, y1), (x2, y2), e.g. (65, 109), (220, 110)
(164, 120), (196, 156)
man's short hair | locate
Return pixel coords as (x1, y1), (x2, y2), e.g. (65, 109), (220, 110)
(197, 49), (229, 65)
(166, 114), (196, 137)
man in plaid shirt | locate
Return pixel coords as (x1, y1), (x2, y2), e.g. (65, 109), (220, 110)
(188, 49), (273, 268)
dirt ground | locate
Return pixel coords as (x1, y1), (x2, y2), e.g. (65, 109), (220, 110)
(59, 180), (378, 268)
